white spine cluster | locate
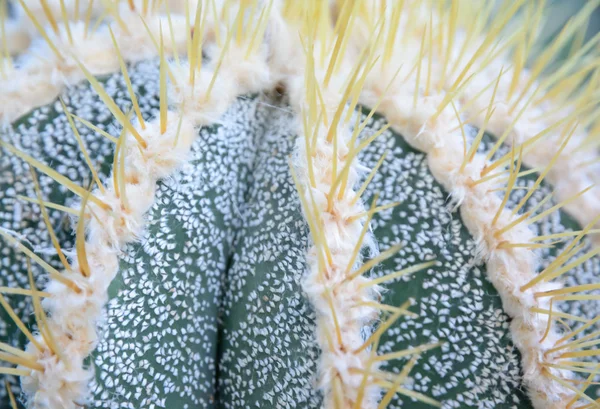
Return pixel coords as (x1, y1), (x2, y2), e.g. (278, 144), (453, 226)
(0, 6), (187, 123)
(0, 0), (104, 55)
(293, 110), (382, 409)
(464, 92), (600, 246)
(287, 66), (383, 408)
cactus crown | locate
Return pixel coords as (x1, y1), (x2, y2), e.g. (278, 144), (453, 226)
(1, 1), (600, 409)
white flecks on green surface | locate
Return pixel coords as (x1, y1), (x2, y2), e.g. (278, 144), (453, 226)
(1, 61), (599, 408)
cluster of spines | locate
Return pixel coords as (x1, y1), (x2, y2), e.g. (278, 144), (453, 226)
(0, 0), (192, 123)
(0, 1), (274, 407)
(285, 2), (444, 408)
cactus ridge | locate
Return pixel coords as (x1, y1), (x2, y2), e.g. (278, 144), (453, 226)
(0, 1), (600, 409)
(1, 2), (274, 407)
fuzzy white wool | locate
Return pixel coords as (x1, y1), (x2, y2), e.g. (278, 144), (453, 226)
(6, 3), (598, 407)
(212, 43), (275, 94)
(510, 317), (573, 405)
(468, 102), (547, 148)
(554, 176), (600, 234)
(264, 6), (303, 83)
(21, 336), (93, 409)
(335, 279), (381, 324)
(321, 348), (374, 388)
(458, 166), (574, 403)
(78, 241), (120, 291)
(157, 14), (194, 56)
(2, 20), (32, 55)
(318, 343), (381, 409)
(485, 254), (543, 319)
(8, 23), (119, 92)
(461, 63), (600, 252)
(20, 126), (154, 403)
(39, 23), (120, 85)
(426, 146), (464, 193)
(9, 0), (104, 40)
(0, 67), (60, 123)
(311, 280), (372, 326)
(42, 270), (105, 345)
(362, 58), (418, 104)
(86, 187), (148, 249)
(169, 64), (238, 126)
(433, 25), (600, 244)
(287, 64), (350, 116)
(529, 393), (573, 409)
(0, 9), (190, 123)
(292, 76), (382, 408)
(293, 121), (354, 173)
(381, 94), (460, 154)
(125, 114), (196, 180)
(309, 193), (366, 249)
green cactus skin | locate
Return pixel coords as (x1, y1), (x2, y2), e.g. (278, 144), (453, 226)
(1, 60), (266, 408)
(2, 60), (600, 409)
(2, 2), (600, 409)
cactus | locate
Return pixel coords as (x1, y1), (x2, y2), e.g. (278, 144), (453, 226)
(1, 1), (600, 409)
